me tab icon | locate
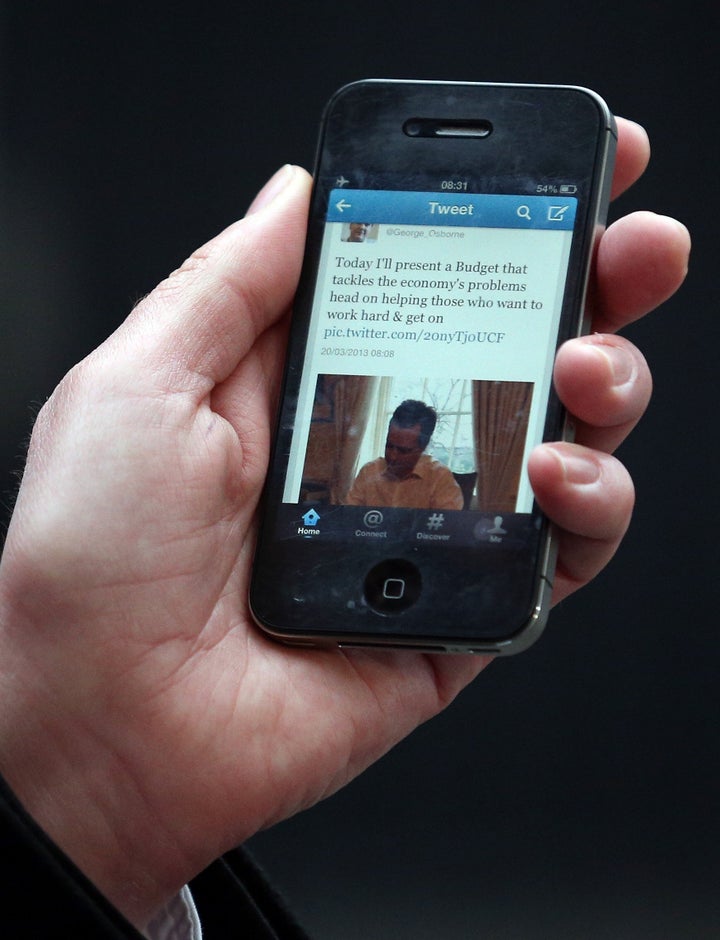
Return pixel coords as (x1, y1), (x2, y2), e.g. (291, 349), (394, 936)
(302, 508), (321, 527)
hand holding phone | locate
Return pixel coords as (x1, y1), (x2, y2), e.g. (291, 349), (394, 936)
(0, 113), (687, 925)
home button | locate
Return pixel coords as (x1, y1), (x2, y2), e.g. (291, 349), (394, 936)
(364, 559), (422, 614)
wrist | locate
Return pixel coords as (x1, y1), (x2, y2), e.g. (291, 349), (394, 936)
(0, 583), (194, 930)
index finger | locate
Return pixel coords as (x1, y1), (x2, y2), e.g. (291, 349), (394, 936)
(611, 118), (651, 201)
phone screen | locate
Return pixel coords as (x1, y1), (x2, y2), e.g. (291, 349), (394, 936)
(274, 183), (576, 545)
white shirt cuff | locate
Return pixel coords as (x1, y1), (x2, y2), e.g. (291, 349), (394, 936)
(143, 885), (202, 940)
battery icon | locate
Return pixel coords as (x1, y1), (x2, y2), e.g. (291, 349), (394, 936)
(559, 184), (577, 194)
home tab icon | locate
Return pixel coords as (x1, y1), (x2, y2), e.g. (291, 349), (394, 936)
(301, 508), (320, 527)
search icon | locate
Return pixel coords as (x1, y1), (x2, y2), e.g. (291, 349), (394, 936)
(517, 205), (532, 220)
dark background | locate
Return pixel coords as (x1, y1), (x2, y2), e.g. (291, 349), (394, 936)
(2, 2), (717, 937)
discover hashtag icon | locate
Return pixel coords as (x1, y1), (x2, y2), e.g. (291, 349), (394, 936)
(426, 513), (445, 531)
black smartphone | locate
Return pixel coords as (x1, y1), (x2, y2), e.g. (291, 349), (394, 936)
(250, 80), (616, 654)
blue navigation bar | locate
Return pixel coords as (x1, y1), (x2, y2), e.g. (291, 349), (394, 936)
(327, 189), (577, 231)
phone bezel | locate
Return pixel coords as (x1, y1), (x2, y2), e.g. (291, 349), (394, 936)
(250, 80), (616, 654)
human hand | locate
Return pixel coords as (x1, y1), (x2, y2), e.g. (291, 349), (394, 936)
(0, 121), (689, 929)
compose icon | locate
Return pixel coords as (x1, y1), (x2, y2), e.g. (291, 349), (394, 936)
(547, 205), (570, 222)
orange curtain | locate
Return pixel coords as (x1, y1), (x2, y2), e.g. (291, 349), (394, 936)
(330, 375), (378, 502)
(472, 380), (533, 512)
(301, 375), (377, 503)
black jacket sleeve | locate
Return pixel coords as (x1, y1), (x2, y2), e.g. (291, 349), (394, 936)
(0, 774), (311, 939)
(191, 848), (312, 940)
(0, 774), (145, 939)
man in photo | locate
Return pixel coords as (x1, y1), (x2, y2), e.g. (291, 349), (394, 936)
(345, 399), (464, 510)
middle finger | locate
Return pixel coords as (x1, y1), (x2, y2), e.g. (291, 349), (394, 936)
(553, 333), (652, 454)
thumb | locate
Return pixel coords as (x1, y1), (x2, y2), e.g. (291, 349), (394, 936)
(113, 164), (312, 390)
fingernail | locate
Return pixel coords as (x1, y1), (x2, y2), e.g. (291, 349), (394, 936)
(601, 343), (635, 387)
(246, 164), (296, 216)
(587, 336), (635, 387)
(553, 448), (601, 485)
